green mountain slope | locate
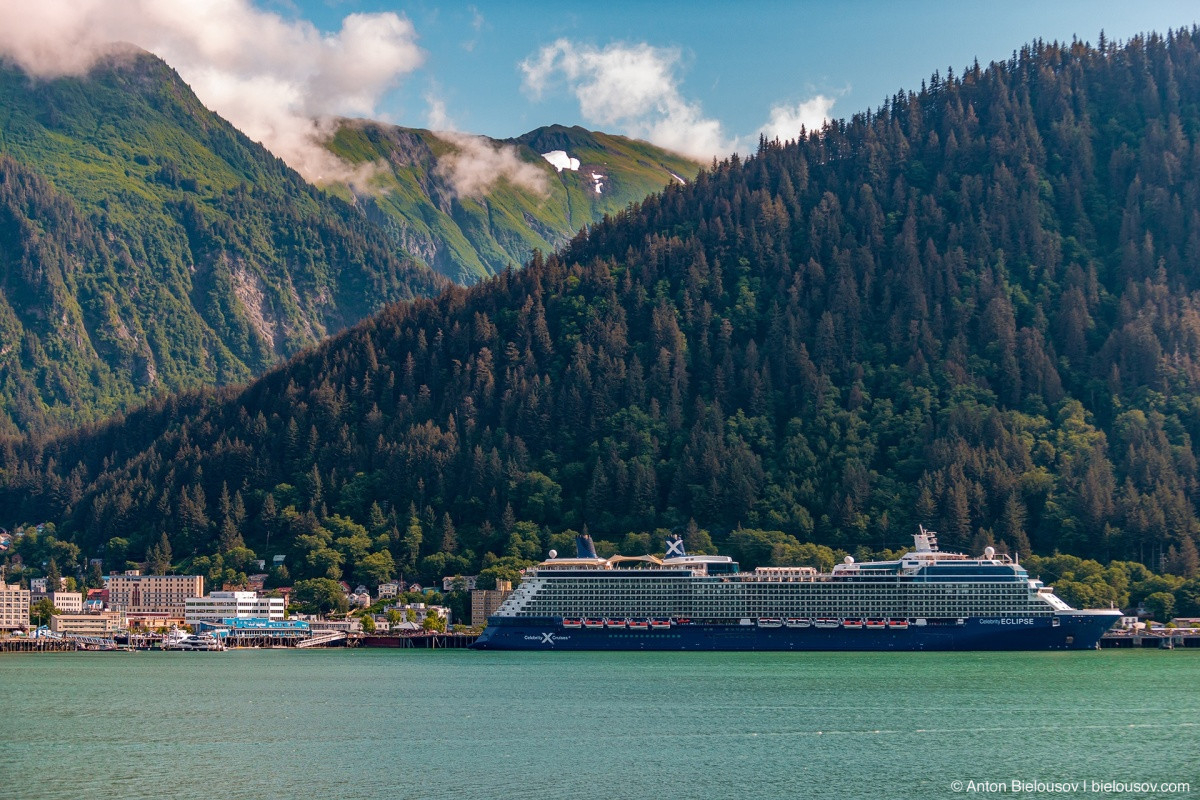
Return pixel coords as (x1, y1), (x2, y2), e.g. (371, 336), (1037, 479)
(0, 51), (444, 433)
(325, 122), (701, 284)
(5, 32), (1200, 604)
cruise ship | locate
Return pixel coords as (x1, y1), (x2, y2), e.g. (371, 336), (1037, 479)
(472, 529), (1121, 651)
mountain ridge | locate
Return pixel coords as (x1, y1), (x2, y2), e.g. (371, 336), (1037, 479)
(0, 48), (700, 432)
(5, 30), (1200, 599)
(324, 120), (700, 283)
(0, 50), (445, 433)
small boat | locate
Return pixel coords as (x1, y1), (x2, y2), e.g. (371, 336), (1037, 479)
(650, 619), (672, 630)
(582, 618), (605, 629)
(166, 633), (226, 652)
(674, 617), (692, 625)
(628, 619), (649, 631)
(561, 618), (583, 629)
(814, 618), (839, 629)
(865, 619), (887, 630)
(785, 618), (812, 628)
(757, 618), (783, 628)
(887, 619), (909, 630)
(842, 619), (864, 629)
(604, 618), (627, 628)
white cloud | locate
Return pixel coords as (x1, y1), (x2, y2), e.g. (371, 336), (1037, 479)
(432, 130), (548, 199)
(0, 0), (424, 184)
(462, 5), (486, 52)
(521, 38), (732, 159)
(425, 93), (454, 131)
(759, 96), (835, 142)
(423, 87), (547, 199)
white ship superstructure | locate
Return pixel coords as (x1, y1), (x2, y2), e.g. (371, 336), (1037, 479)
(474, 529), (1120, 651)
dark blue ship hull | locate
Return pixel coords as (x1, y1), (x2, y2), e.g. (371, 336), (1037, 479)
(472, 612), (1120, 651)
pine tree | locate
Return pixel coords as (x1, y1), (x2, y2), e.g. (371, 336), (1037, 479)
(1167, 537), (1200, 578)
(1181, 536), (1200, 579)
(218, 518), (245, 554)
(440, 513), (458, 554)
(45, 558), (61, 591)
(217, 482), (245, 553)
(260, 493), (278, 551)
(367, 502), (388, 538)
(403, 505), (423, 569)
(147, 532), (172, 575)
(1000, 494), (1032, 561)
(307, 465), (323, 513)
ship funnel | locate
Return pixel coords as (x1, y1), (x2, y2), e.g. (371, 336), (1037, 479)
(576, 533), (598, 559)
(664, 534), (687, 559)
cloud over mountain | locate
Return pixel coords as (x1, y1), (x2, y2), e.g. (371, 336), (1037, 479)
(759, 96), (836, 142)
(521, 38), (732, 159)
(432, 130), (548, 198)
(0, 0), (423, 183)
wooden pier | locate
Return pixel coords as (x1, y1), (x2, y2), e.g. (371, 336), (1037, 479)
(0, 638), (79, 652)
(1100, 630), (1200, 648)
(360, 632), (479, 649)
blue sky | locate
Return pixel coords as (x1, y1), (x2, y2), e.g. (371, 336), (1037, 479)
(3, 1), (1195, 181)
(282, 0), (1200, 148)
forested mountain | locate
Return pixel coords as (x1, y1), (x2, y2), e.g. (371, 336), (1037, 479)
(6, 31), (1200, 601)
(0, 50), (445, 434)
(324, 122), (699, 284)
(0, 49), (695, 433)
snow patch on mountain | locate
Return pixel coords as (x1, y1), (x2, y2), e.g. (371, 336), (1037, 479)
(541, 150), (580, 172)
(591, 172), (604, 194)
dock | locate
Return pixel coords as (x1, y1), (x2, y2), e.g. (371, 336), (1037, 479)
(1, 638), (80, 652)
(1101, 630), (1200, 648)
(359, 632), (479, 648)
(1, 635), (126, 652)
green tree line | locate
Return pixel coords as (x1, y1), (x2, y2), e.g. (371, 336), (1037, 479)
(4, 30), (1200, 602)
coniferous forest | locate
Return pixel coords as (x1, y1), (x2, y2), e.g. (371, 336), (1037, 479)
(3, 31), (1200, 614)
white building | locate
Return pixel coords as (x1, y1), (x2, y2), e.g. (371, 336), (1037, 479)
(184, 591), (285, 626)
(51, 611), (126, 636)
(383, 602), (451, 627)
(442, 575), (478, 592)
(0, 581), (31, 631)
(48, 591), (83, 614)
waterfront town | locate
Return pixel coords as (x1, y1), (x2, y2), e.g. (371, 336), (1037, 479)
(0, 568), (514, 651)
(1, 564), (1199, 650)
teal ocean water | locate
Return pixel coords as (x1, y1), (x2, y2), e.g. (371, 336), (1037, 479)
(1, 649), (1196, 800)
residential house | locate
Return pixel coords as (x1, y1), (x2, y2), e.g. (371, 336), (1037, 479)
(442, 575), (478, 592)
(383, 601), (451, 627)
(84, 589), (107, 613)
(348, 586), (372, 608)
